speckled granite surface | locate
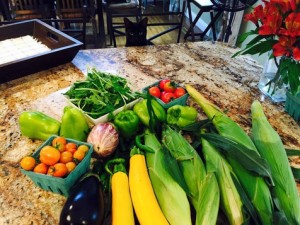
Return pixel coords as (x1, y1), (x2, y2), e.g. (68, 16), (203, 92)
(1, 41), (299, 224)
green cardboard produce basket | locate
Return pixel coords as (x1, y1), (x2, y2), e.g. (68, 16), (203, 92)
(21, 135), (93, 196)
(142, 80), (188, 109)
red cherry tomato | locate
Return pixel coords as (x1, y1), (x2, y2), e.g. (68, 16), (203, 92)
(159, 79), (170, 90)
(174, 87), (186, 98)
(161, 92), (176, 103)
(163, 81), (176, 93)
(148, 86), (161, 98)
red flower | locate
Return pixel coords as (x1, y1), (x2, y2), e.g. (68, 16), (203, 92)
(270, 0), (291, 13)
(293, 47), (300, 60)
(290, 0), (300, 11)
(241, 0), (300, 62)
(258, 13), (282, 35)
(273, 36), (297, 57)
(279, 12), (300, 37)
(244, 5), (264, 25)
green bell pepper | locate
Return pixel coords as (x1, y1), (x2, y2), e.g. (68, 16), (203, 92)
(114, 110), (140, 138)
(166, 105), (198, 128)
(60, 106), (90, 142)
(133, 99), (166, 127)
(19, 111), (61, 140)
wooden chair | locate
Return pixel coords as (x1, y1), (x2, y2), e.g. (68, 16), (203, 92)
(106, 0), (185, 47)
(55, 0), (98, 48)
(8, 0), (55, 20)
(103, 0), (142, 47)
(143, 0), (186, 44)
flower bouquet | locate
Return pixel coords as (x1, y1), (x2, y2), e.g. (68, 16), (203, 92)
(233, 0), (300, 98)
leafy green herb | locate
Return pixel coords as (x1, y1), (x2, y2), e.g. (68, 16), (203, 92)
(64, 68), (139, 119)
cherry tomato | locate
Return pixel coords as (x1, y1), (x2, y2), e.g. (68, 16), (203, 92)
(65, 142), (77, 154)
(66, 161), (76, 173)
(20, 156), (36, 171)
(48, 163), (68, 178)
(60, 151), (73, 163)
(159, 79), (170, 90)
(39, 146), (61, 166)
(73, 150), (86, 163)
(161, 92), (176, 103)
(148, 86), (161, 98)
(33, 163), (48, 174)
(163, 81), (176, 92)
(174, 87), (186, 98)
(52, 136), (67, 152)
(77, 145), (89, 153)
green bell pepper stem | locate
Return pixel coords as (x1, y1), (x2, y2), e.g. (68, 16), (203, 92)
(133, 98), (166, 127)
(114, 110), (140, 138)
(19, 111), (61, 141)
(59, 106), (90, 142)
(166, 105), (198, 128)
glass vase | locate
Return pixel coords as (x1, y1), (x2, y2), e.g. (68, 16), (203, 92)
(258, 57), (287, 103)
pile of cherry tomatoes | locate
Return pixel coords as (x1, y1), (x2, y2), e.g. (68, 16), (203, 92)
(20, 136), (90, 178)
(147, 79), (186, 103)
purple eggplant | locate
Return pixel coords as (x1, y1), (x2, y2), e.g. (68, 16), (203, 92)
(59, 174), (105, 225)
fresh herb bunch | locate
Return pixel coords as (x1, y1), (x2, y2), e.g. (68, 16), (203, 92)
(64, 69), (139, 119)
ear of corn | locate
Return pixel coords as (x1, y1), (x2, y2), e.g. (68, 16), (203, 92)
(195, 173), (220, 225)
(251, 100), (300, 225)
(162, 125), (221, 225)
(186, 84), (274, 225)
(162, 125), (206, 208)
(143, 130), (192, 225)
(201, 136), (244, 225)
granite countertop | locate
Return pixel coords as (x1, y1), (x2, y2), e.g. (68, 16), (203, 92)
(1, 41), (299, 224)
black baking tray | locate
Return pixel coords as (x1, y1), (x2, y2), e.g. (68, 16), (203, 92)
(0, 19), (83, 83)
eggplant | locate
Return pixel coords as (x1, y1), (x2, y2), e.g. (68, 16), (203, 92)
(59, 174), (105, 225)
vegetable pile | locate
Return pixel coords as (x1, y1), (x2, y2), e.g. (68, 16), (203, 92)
(18, 73), (300, 225)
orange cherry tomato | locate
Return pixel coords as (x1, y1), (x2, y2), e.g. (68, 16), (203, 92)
(52, 136), (67, 152)
(77, 145), (89, 153)
(33, 163), (48, 174)
(60, 151), (73, 164)
(20, 156), (36, 171)
(65, 142), (77, 154)
(39, 146), (61, 166)
(65, 161), (76, 174)
(47, 163), (68, 177)
(73, 150), (86, 163)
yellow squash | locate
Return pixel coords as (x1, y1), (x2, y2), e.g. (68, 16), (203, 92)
(112, 171), (135, 225)
(129, 147), (169, 225)
(106, 159), (135, 225)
